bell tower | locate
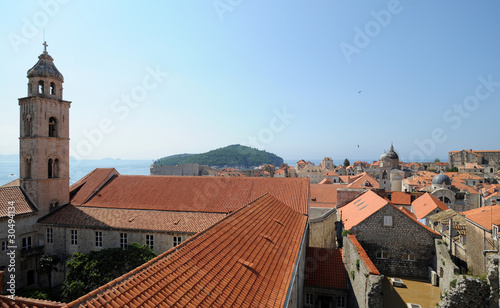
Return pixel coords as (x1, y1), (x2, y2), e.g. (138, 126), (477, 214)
(19, 42), (71, 216)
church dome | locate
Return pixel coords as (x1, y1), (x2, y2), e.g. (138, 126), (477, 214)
(27, 50), (64, 82)
(432, 173), (451, 185)
(380, 144), (399, 161)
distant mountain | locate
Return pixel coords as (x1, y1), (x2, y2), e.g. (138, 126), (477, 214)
(153, 145), (284, 169)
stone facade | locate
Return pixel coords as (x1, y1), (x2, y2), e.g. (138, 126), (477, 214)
(449, 150), (500, 179)
(352, 205), (440, 278)
(150, 163), (210, 176)
(466, 219), (498, 275)
(342, 236), (382, 308)
(309, 209), (337, 248)
(434, 239), (460, 294)
(303, 286), (346, 308)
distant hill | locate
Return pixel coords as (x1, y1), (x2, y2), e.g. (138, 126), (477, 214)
(153, 145), (284, 169)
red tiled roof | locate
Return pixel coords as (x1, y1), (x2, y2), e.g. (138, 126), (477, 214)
(390, 192), (412, 205)
(0, 295), (64, 308)
(318, 178), (333, 184)
(339, 190), (388, 230)
(39, 205), (226, 233)
(310, 184), (341, 207)
(1, 179), (20, 187)
(70, 168), (119, 205)
(346, 172), (379, 189)
(65, 193), (308, 308)
(346, 235), (380, 275)
(396, 206), (441, 236)
(72, 171), (309, 215)
(398, 206), (417, 219)
(411, 193), (449, 220)
(0, 187), (36, 218)
(462, 205), (500, 233)
(304, 247), (346, 289)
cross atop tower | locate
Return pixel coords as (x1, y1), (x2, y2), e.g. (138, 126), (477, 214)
(43, 41), (48, 53)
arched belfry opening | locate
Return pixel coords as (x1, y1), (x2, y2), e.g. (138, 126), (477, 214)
(49, 117), (57, 137)
(48, 158), (59, 179)
(38, 80), (44, 94)
(50, 82), (56, 95)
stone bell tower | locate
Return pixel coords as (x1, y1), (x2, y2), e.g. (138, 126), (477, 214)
(19, 42), (71, 217)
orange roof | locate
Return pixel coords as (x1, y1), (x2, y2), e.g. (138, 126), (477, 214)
(304, 248), (347, 289)
(411, 193), (449, 220)
(70, 168), (119, 205)
(318, 178), (333, 184)
(39, 205), (226, 233)
(1, 179), (20, 187)
(324, 170), (339, 177)
(310, 184), (341, 207)
(396, 206), (441, 236)
(65, 193), (308, 308)
(398, 206), (417, 219)
(0, 296), (64, 308)
(339, 190), (388, 230)
(71, 170), (309, 215)
(452, 181), (479, 194)
(0, 186), (36, 218)
(462, 205), (500, 232)
(390, 192), (412, 205)
(455, 172), (483, 181)
(346, 235), (380, 275)
(346, 172), (379, 189)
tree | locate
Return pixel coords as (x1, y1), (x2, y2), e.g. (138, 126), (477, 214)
(62, 243), (156, 302)
(434, 158), (441, 162)
(38, 254), (58, 288)
(447, 167), (458, 172)
(343, 158), (350, 167)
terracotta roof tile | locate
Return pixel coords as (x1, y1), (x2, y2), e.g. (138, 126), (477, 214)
(462, 205), (500, 232)
(73, 172), (309, 215)
(304, 247), (346, 289)
(346, 172), (379, 189)
(339, 190), (388, 230)
(310, 184), (340, 207)
(346, 235), (380, 275)
(396, 206), (441, 236)
(0, 295), (64, 307)
(65, 193), (308, 308)
(411, 193), (449, 220)
(70, 168), (119, 205)
(39, 205), (226, 233)
(390, 192), (412, 205)
(0, 187), (36, 218)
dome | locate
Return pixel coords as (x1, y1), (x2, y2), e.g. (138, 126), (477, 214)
(380, 144), (399, 161)
(27, 50), (64, 82)
(432, 173), (451, 185)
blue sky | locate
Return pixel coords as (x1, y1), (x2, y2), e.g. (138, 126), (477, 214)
(1, 1), (499, 162)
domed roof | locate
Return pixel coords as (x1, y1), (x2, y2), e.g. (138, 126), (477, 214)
(27, 43), (63, 81)
(380, 144), (399, 161)
(432, 173), (451, 185)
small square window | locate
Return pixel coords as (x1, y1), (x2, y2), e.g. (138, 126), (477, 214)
(70, 230), (77, 245)
(95, 231), (103, 247)
(1, 241), (7, 251)
(384, 216), (393, 227)
(22, 236), (32, 250)
(173, 236), (182, 247)
(305, 292), (313, 305)
(376, 251), (388, 259)
(46, 228), (53, 244)
(337, 296), (346, 308)
(403, 253), (416, 262)
(146, 234), (154, 250)
(120, 233), (128, 249)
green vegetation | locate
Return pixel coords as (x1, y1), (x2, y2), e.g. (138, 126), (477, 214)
(62, 243), (156, 302)
(356, 259), (360, 271)
(450, 278), (457, 289)
(350, 270), (355, 280)
(435, 158), (441, 162)
(342, 229), (352, 236)
(447, 167), (458, 172)
(153, 144), (284, 168)
(343, 158), (350, 167)
(39, 254), (59, 288)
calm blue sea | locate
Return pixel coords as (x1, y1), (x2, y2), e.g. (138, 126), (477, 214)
(0, 157), (152, 186)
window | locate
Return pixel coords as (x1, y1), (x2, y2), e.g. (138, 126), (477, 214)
(376, 251), (388, 259)
(46, 228), (53, 244)
(95, 231), (103, 247)
(146, 234), (154, 250)
(337, 296), (346, 308)
(70, 230), (77, 245)
(25, 156), (32, 179)
(25, 114), (32, 137)
(48, 158), (59, 179)
(38, 80), (44, 94)
(173, 236), (181, 247)
(403, 253), (416, 262)
(120, 233), (128, 249)
(22, 236), (32, 250)
(493, 225), (499, 240)
(48, 117), (57, 137)
(50, 82), (55, 95)
(383, 215), (393, 227)
(2, 241), (7, 251)
(305, 293), (313, 305)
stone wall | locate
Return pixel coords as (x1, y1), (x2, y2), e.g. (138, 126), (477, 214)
(466, 220), (498, 275)
(150, 163), (201, 176)
(353, 205), (440, 278)
(343, 235), (383, 308)
(309, 208), (337, 248)
(434, 238), (460, 294)
(337, 189), (366, 206)
(438, 276), (491, 308)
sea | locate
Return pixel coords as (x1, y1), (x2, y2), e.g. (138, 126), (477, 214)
(0, 157), (343, 187)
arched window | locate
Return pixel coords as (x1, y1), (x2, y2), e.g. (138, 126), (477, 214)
(25, 156), (32, 179)
(49, 117), (57, 137)
(54, 159), (59, 178)
(38, 80), (44, 94)
(50, 82), (55, 95)
(48, 158), (53, 178)
(25, 114), (32, 137)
